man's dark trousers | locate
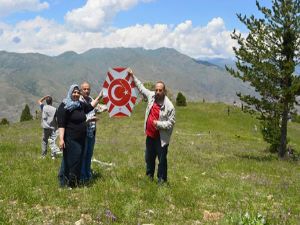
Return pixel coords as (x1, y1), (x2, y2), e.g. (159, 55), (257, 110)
(145, 136), (169, 181)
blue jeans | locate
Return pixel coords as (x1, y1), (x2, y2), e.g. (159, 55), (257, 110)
(145, 136), (169, 181)
(81, 135), (95, 181)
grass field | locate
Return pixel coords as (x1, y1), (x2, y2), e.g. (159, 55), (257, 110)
(0, 102), (299, 224)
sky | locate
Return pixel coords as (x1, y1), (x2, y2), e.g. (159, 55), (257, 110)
(0, 0), (273, 59)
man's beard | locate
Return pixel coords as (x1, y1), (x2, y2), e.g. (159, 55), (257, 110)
(155, 94), (164, 101)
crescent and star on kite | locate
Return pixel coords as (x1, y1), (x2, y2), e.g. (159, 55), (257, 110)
(102, 67), (138, 117)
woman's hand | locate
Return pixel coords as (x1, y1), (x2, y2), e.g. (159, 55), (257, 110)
(87, 115), (98, 122)
(59, 139), (65, 151)
(91, 116), (98, 122)
(58, 128), (65, 150)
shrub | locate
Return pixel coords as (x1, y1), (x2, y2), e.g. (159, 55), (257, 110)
(20, 104), (33, 122)
(143, 82), (155, 91)
(0, 118), (9, 125)
(176, 92), (187, 106)
(139, 81), (173, 102)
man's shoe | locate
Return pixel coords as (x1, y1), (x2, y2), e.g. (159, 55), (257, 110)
(158, 178), (167, 185)
(146, 174), (154, 181)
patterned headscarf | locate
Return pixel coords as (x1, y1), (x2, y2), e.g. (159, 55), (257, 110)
(63, 84), (81, 111)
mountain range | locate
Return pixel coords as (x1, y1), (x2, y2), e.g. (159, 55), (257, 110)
(0, 47), (255, 122)
(200, 57), (300, 75)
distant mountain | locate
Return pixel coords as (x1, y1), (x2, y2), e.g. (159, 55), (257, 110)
(0, 48), (255, 122)
(197, 57), (300, 112)
(196, 58), (236, 70)
(199, 57), (300, 75)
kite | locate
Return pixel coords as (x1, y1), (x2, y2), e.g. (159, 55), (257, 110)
(102, 67), (138, 117)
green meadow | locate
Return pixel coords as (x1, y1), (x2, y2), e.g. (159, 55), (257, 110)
(0, 102), (299, 224)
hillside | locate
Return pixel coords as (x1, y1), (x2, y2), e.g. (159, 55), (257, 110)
(200, 57), (300, 74)
(0, 48), (254, 122)
(0, 102), (299, 224)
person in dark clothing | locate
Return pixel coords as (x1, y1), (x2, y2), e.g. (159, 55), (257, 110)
(57, 84), (102, 188)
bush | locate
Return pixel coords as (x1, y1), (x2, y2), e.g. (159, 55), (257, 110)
(20, 104), (33, 122)
(143, 82), (155, 91)
(141, 81), (173, 101)
(176, 92), (187, 106)
(0, 118), (9, 125)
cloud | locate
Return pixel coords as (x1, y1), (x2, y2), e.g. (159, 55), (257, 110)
(99, 18), (236, 59)
(0, 17), (67, 53)
(12, 36), (21, 43)
(0, 0), (49, 17)
(65, 0), (153, 32)
(0, 16), (237, 59)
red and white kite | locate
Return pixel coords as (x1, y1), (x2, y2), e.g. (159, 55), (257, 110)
(102, 67), (138, 117)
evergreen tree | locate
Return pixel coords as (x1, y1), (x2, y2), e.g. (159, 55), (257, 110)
(142, 81), (173, 100)
(144, 82), (155, 91)
(176, 92), (187, 106)
(20, 104), (33, 122)
(0, 118), (9, 125)
(226, 0), (300, 157)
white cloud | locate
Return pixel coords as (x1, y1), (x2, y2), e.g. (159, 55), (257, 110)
(0, 17), (68, 54)
(0, 16), (237, 59)
(0, 0), (49, 17)
(65, 0), (154, 32)
(99, 18), (236, 59)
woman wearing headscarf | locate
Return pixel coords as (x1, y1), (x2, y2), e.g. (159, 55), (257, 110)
(57, 84), (102, 188)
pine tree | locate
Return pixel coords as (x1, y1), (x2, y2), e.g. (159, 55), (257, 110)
(176, 92), (187, 106)
(0, 118), (9, 125)
(20, 104), (33, 122)
(144, 82), (155, 91)
(142, 81), (173, 100)
(226, 0), (300, 157)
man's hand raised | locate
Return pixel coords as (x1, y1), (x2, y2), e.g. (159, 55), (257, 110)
(128, 68), (133, 76)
